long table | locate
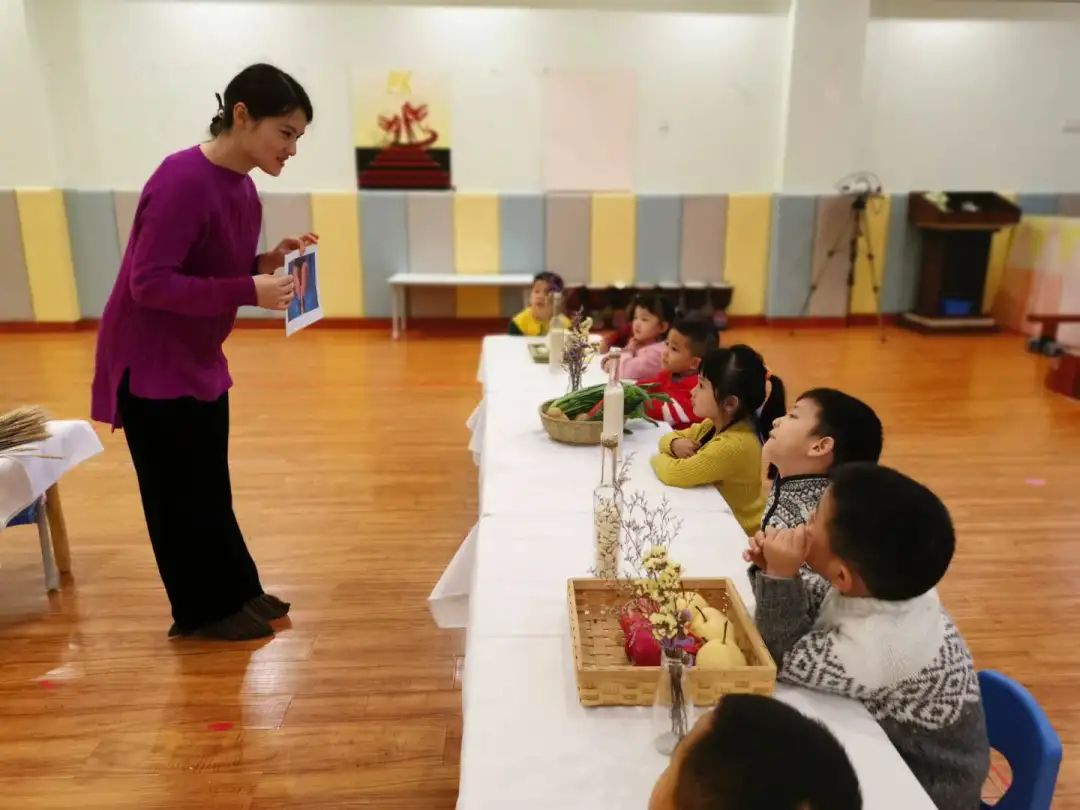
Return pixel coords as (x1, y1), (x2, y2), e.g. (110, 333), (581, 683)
(446, 336), (934, 809)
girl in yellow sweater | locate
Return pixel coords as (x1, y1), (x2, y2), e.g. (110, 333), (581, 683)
(650, 345), (786, 534)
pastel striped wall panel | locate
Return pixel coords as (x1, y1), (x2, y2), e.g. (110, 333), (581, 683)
(808, 196), (855, 317)
(310, 193), (363, 318)
(766, 195), (816, 318)
(239, 193), (314, 320)
(590, 193), (635, 285)
(880, 194), (921, 314)
(113, 191), (139, 257)
(16, 189), (80, 322)
(407, 192), (455, 317)
(454, 193), (500, 317)
(360, 192), (408, 318)
(499, 195), (545, 317)
(1017, 194), (1060, 216)
(263, 193), (312, 249)
(634, 195), (681, 287)
(983, 192), (1019, 313)
(1058, 194), (1080, 217)
(680, 195), (726, 285)
(0, 191), (34, 321)
(851, 195), (891, 315)
(7, 186), (1080, 328)
(723, 195), (770, 316)
(65, 190), (121, 319)
(545, 193), (590, 286)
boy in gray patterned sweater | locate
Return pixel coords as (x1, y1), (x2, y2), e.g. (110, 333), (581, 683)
(745, 463), (988, 810)
(761, 388), (883, 530)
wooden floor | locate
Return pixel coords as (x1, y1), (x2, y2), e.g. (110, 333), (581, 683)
(0, 326), (1077, 809)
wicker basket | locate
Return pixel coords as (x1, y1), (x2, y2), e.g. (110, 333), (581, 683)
(568, 577), (776, 706)
(539, 402), (603, 445)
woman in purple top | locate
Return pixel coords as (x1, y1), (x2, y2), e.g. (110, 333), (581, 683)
(91, 64), (316, 640)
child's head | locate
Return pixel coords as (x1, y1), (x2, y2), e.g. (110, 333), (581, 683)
(692, 345), (785, 434)
(529, 272), (565, 317)
(663, 319), (718, 375)
(649, 694), (862, 810)
(804, 463), (955, 600)
(765, 388), (883, 477)
(631, 294), (676, 345)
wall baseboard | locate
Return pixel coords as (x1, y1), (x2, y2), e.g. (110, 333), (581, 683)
(760, 314), (899, 328)
(0, 320), (93, 333)
(1, 314), (912, 335)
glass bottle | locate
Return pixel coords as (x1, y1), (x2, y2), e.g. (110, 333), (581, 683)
(547, 291), (565, 370)
(602, 347), (624, 444)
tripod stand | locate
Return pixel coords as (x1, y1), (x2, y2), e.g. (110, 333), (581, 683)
(796, 193), (886, 343)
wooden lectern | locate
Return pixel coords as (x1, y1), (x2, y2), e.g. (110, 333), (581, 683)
(900, 192), (1021, 333)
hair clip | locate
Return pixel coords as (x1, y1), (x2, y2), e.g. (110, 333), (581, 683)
(214, 92), (225, 116)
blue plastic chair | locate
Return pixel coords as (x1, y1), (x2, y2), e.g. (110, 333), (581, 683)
(979, 670), (1062, 810)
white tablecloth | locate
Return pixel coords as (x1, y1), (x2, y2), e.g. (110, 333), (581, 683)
(0, 420), (103, 529)
(478, 386), (730, 518)
(444, 336), (934, 809)
(476, 334), (608, 394)
(468, 512), (751, 640)
(458, 637), (933, 810)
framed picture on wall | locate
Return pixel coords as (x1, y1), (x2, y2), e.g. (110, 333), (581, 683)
(284, 245), (323, 336)
(352, 70), (453, 190)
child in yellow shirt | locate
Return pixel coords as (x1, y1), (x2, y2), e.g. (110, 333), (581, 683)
(650, 344), (785, 534)
(508, 272), (571, 336)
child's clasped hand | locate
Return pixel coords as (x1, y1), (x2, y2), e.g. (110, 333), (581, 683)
(669, 438), (700, 459)
(743, 526), (810, 578)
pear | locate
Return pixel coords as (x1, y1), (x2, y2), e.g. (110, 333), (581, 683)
(695, 637), (747, 669)
(688, 606), (728, 641)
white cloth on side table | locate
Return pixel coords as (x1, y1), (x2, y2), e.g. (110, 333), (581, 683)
(0, 420), (103, 529)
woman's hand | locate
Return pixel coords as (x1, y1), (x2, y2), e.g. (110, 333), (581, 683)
(254, 274), (296, 310)
(256, 233), (319, 275)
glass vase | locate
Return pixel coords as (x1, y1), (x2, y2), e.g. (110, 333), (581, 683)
(593, 438), (621, 578)
(652, 649), (695, 755)
(593, 486), (620, 579)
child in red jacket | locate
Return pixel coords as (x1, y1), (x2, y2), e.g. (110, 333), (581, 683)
(640, 318), (718, 429)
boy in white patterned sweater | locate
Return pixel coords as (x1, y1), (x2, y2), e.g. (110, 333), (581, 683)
(745, 463), (988, 810)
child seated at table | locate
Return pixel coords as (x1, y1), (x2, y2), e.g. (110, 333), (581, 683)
(601, 294), (675, 380)
(760, 388), (883, 530)
(649, 694), (862, 810)
(508, 271), (570, 337)
(638, 318), (718, 430)
(745, 463), (988, 810)
(650, 345), (785, 534)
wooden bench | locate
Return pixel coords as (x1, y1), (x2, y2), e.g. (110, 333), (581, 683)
(1026, 313), (1080, 356)
(389, 273), (535, 339)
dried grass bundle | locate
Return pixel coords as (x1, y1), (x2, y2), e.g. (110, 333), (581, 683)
(0, 406), (50, 454)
